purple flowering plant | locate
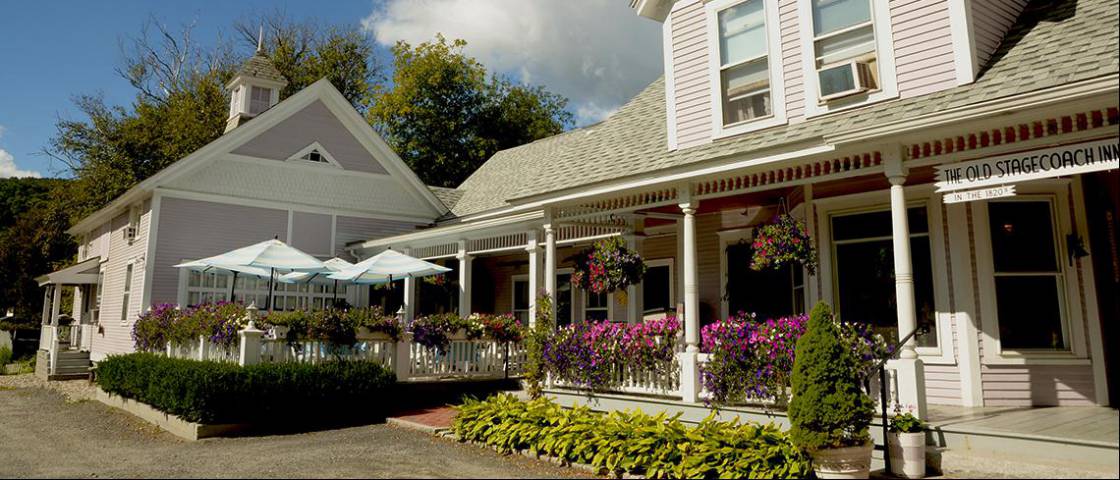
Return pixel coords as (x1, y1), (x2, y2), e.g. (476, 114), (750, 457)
(571, 237), (647, 295)
(750, 214), (818, 275)
(542, 316), (681, 391)
(131, 303), (181, 352)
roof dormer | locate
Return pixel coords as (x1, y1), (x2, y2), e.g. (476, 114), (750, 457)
(225, 34), (288, 133)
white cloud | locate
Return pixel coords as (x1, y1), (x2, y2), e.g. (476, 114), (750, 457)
(363, 0), (663, 126)
(0, 149), (41, 179)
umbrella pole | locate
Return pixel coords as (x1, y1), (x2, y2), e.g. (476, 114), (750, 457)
(266, 267), (275, 312)
(230, 271), (239, 303)
(333, 280), (339, 302)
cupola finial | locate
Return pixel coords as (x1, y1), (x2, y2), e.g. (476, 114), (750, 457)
(256, 25), (264, 54)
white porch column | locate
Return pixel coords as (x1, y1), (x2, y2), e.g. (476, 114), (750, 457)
(526, 231), (542, 328)
(456, 240), (473, 318)
(50, 284), (62, 326)
(544, 223), (558, 322)
(403, 247), (417, 323)
(678, 192), (702, 403)
(625, 219), (646, 323)
(885, 151), (927, 419)
(41, 287), (51, 325)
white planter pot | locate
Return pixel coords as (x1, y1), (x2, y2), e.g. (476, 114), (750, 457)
(888, 431), (927, 478)
(810, 442), (873, 479)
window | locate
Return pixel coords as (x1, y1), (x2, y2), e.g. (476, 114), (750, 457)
(94, 268), (104, 324)
(585, 290), (610, 322)
(556, 272), (574, 327)
(725, 241), (804, 321)
(643, 260), (675, 319)
(249, 86), (272, 115)
(830, 207), (937, 347)
(716, 0), (772, 126)
(301, 149), (327, 163)
(120, 264), (133, 324)
(810, 0), (879, 100)
(986, 200), (1068, 351)
(182, 269), (336, 311)
(512, 277), (530, 324)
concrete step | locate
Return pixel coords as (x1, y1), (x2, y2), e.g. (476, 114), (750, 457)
(929, 424), (1119, 477)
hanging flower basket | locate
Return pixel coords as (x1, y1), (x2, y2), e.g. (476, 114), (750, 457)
(571, 236), (647, 295)
(750, 214), (818, 275)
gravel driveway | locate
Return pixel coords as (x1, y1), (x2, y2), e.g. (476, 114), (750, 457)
(0, 380), (585, 479)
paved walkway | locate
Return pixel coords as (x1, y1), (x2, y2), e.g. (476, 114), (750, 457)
(0, 382), (587, 478)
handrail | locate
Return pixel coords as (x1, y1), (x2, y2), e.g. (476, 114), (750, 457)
(871, 324), (930, 474)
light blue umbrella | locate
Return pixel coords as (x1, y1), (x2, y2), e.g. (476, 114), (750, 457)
(280, 257), (383, 301)
(173, 261), (280, 303)
(328, 249), (450, 285)
(179, 239), (327, 310)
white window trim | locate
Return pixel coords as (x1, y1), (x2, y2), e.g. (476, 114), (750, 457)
(120, 261), (135, 326)
(512, 273), (530, 320)
(814, 185), (956, 365)
(642, 258), (676, 317)
(706, 0), (788, 140)
(286, 142), (344, 169)
(972, 180), (1090, 365)
(796, 0), (899, 118)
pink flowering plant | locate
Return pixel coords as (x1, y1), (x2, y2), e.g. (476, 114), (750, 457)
(571, 237), (647, 295)
(750, 214), (818, 275)
(700, 313), (808, 406)
(542, 316), (681, 391)
(473, 313), (524, 344)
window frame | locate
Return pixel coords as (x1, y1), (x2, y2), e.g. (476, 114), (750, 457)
(176, 262), (341, 312)
(706, 0), (788, 139)
(796, 0), (898, 118)
(120, 262), (134, 326)
(718, 225), (808, 321)
(642, 258), (676, 319)
(248, 85), (273, 115)
(814, 185), (955, 364)
(972, 181), (1090, 365)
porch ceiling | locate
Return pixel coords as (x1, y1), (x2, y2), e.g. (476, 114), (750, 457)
(36, 257), (101, 287)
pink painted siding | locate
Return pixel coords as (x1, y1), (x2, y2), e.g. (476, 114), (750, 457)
(925, 364), (963, 405)
(891, 0), (958, 98)
(89, 201), (153, 361)
(231, 100), (389, 175)
(981, 364), (1096, 406)
(290, 211), (332, 257)
(779, 0), (806, 122)
(971, 0), (1028, 71)
(670, 1), (713, 149)
(333, 216), (424, 260)
(149, 196), (289, 306)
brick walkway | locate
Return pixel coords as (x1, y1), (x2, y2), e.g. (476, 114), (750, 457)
(389, 405), (457, 430)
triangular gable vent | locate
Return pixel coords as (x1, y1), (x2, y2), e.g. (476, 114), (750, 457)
(287, 142), (341, 168)
(301, 149), (327, 163)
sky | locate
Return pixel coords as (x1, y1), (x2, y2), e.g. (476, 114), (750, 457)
(0, 0), (662, 179)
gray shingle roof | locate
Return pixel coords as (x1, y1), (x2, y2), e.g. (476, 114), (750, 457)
(428, 186), (466, 211)
(236, 53), (287, 85)
(447, 0), (1118, 219)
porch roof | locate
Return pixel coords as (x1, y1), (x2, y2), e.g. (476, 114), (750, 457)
(445, 0), (1117, 219)
(36, 257), (101, 287)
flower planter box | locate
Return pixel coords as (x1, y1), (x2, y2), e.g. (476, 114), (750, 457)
(96, 388), (248, 441)
(809, 442), (873, 479)
(888, 431), (927, 478)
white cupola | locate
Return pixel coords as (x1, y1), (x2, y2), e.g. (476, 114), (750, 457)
(225, 30), (289, 133)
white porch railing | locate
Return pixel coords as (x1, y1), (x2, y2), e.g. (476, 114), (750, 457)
(406, 335), (525, 379)
(548, 361), (681, 397)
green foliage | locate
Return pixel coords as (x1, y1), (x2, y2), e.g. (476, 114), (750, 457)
(525, 293), (555, 399)
(95, 352), (395, 424)
(367, 35), (572, 187)
(888, 410), (927, 433)
(452, 394), (809, 479)
(787, 303), (874, 451)
(0, 181), (76, 321)
(0, 346), (11, 366)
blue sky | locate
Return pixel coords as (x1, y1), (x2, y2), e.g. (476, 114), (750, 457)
(0, 0), (661, 179)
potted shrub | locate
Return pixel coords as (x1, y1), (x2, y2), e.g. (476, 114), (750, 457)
(888, 407), (928, 478)
(788, 302), (875, 479)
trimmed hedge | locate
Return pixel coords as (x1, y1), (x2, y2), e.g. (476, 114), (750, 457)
(96, 353), (395, 424)
(452, 394), (809, 479)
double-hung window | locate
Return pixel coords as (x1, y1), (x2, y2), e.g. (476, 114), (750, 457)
(120, 264), (133, 325)
(801, 0), (896, 111)
(708, 0), (785, 136)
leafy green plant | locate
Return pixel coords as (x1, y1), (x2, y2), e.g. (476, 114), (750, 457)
(0, 346), (12, 367)
(787, 302), (874, 452)
(525, 293), (554, 399)
(95, 353), (395, 424)
(452, 394), (809, 479)
(348, 306), (403, 340)
(888, 408), (927, 433)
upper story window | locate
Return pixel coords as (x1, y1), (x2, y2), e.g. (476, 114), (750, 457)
(811, 0), (878, 100)
(717, 0), (771, 125)
(249, 86), (272, 115)
(707, 0), (786, 137)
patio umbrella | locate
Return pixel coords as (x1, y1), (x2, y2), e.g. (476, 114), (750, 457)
(328, 249), (450, 285)
(279, 257), (378, 301)
(173, 261), (279, 303)
(177, 239), (327, 311)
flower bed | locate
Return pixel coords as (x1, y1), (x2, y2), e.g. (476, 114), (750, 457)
(700, 312), (891, 407)
(542, 317), (680, 391)
(452, 394), (810, 479)
(96, 352), (395, 424)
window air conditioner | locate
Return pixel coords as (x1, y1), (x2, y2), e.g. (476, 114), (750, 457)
(125, 226), (138, 243)
(817, 60), (875, 102)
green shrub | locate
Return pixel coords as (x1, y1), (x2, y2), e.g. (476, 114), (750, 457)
(0, 346), (11, 366)
(524, 293), (554, 399)
(452, 394), (809, 479)
(95, 353), (395, 424)
(787, 302), (874, 452)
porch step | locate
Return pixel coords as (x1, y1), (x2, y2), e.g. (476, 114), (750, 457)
(929, 423), (1119, 477)
(51, 350), (91, 378)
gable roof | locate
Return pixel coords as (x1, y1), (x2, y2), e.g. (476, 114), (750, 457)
(445, 0), (1118, 219)
(69, 78), (448, 234)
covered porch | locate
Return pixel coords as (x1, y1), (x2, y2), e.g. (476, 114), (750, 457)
(34, 256), (100, 379)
